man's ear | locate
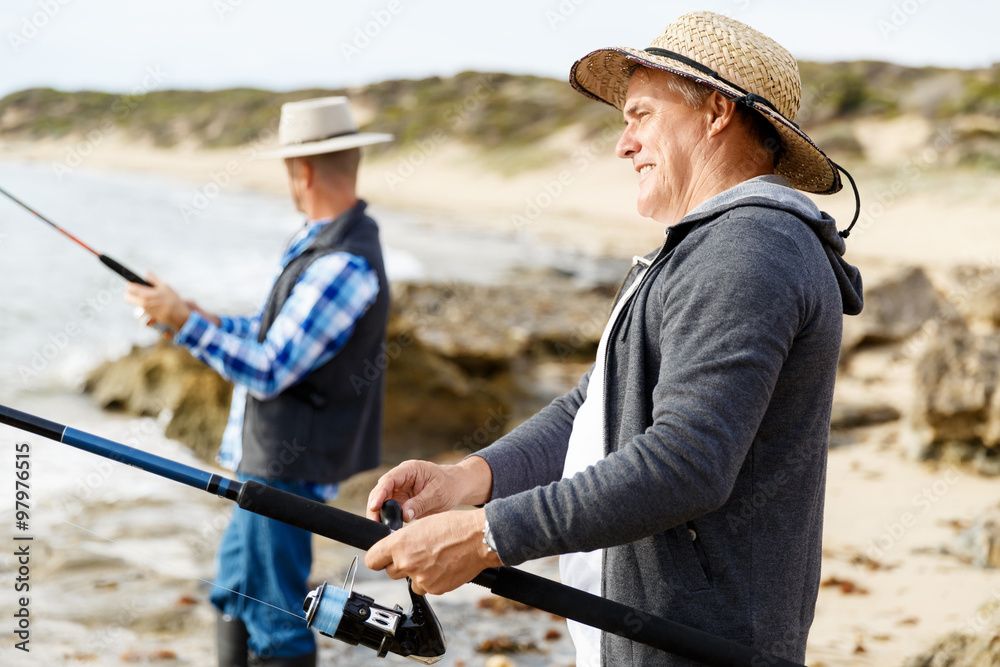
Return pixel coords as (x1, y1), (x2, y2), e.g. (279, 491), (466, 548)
(705, 92), (738, 139)
(299, 158), (315, 189)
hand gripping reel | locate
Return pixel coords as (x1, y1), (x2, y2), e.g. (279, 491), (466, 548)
(302, 500), (447, 663)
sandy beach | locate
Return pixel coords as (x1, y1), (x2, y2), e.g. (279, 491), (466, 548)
(2, 121), (1000, 666)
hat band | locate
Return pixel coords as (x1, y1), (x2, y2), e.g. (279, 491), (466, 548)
(287, 128), (359, 146)
(642, 47), (799, 129)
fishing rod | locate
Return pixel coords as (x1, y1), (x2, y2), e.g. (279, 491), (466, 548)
(0, 184), (152, 286)
(0, 404), (807, 667)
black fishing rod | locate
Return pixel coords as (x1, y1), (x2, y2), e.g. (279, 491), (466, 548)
(0, 185), (151, 286)
(0, 404), (806, 667)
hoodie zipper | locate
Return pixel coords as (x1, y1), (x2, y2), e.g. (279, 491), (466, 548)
(598, 232), (668, 454)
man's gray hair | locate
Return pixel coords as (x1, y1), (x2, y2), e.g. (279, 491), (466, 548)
(295, 148), (362, 179)
(626, 63), (712, 109)
(627, 64), (783, 167)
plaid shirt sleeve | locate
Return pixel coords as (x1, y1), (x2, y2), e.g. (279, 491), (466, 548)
(216, 314), (255, 338)
(175, 252), (379, 400)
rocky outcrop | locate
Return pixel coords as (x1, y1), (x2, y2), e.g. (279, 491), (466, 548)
(948, 264), (1000, 327)
(907, 318), (1000, 470)
(903, 596), (1000, 667)
(830, 402), (901, 430)
(841, 266), (949, 353)
(956, 505), (1000, 570)
(84, 280), (611, 464)
(84, 341), (232, 462)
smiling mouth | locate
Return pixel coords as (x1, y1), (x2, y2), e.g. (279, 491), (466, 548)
(638, 165), (654, 175)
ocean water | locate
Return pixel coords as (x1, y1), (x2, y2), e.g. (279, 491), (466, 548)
(0, 158), (623, 403)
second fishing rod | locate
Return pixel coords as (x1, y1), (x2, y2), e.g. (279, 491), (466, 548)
(0, 184), (154, 286)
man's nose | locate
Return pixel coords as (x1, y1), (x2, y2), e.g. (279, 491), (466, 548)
(615, 127), (637, 159)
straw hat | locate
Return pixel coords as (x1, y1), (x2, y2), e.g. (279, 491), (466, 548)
(256, 96), (393, 159)
(570, 11), (841, 195)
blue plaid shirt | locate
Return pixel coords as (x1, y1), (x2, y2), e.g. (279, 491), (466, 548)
(175, 218), (380, 500)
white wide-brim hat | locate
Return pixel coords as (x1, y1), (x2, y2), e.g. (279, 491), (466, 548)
(570, 11), (841, 195)
(256, 96), (393, 159)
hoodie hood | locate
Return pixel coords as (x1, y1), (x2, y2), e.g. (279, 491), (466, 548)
(678, 175), (864, 316)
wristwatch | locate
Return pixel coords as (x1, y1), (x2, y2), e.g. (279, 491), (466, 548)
(483, 518), (499, 554)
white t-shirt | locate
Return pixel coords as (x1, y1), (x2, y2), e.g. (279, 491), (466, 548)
(559, 258), (650, 666)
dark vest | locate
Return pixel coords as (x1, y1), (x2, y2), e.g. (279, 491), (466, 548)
(240, 200), (388, 484)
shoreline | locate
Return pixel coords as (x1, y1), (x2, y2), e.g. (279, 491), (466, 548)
(4, 115), (1000, 272)
(0, 136), (667, 261)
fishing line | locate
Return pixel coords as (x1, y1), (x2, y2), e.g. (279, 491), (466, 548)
(61, 519), (307, 621)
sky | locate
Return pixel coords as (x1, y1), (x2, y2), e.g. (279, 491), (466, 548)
(0, 0), (997, 99)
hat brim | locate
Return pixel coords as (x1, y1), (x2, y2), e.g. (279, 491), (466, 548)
(570, 47), (842, 195)
(254, 132), (394, 160)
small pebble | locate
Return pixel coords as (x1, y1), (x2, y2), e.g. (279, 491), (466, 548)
(485, 656), (517, 667)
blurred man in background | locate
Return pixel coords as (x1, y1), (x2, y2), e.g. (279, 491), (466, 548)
(126, 96), (392, 667)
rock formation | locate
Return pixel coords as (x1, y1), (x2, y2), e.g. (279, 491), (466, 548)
(83, 279), (611, 464)
(841, 266), (948, 353)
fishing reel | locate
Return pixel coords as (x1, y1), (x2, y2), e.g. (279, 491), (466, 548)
(302, 501), (446, 664)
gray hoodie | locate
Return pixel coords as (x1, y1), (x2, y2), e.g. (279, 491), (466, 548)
(477, 176), (863, 665)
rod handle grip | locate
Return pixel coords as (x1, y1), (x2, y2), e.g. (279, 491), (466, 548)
(236, 480), (390, 551)
(0, 404), (66, 441)
(99, 254), (152, 286)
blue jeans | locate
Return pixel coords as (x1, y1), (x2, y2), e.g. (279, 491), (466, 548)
(210, 474), (321, 659)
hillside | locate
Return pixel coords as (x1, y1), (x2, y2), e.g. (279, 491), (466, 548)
(2, 62), (999, 170)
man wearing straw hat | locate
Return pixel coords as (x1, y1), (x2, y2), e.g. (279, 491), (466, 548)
(126, 97), (392, 667)
(365, 12), (863, 666)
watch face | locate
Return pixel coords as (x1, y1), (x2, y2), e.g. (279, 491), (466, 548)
(484, 519), (498, 552)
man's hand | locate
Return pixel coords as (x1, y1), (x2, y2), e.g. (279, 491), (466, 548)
(365, 507), (502, 595)
(367, 457), (493, 523)
(124, 272), (192, 332)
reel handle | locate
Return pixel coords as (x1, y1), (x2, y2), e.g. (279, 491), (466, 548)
(380, 500), (404, 531)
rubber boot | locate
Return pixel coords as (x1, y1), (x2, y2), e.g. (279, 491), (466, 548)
(217, 613), (250, 667)
(248, 651), (317, 667)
